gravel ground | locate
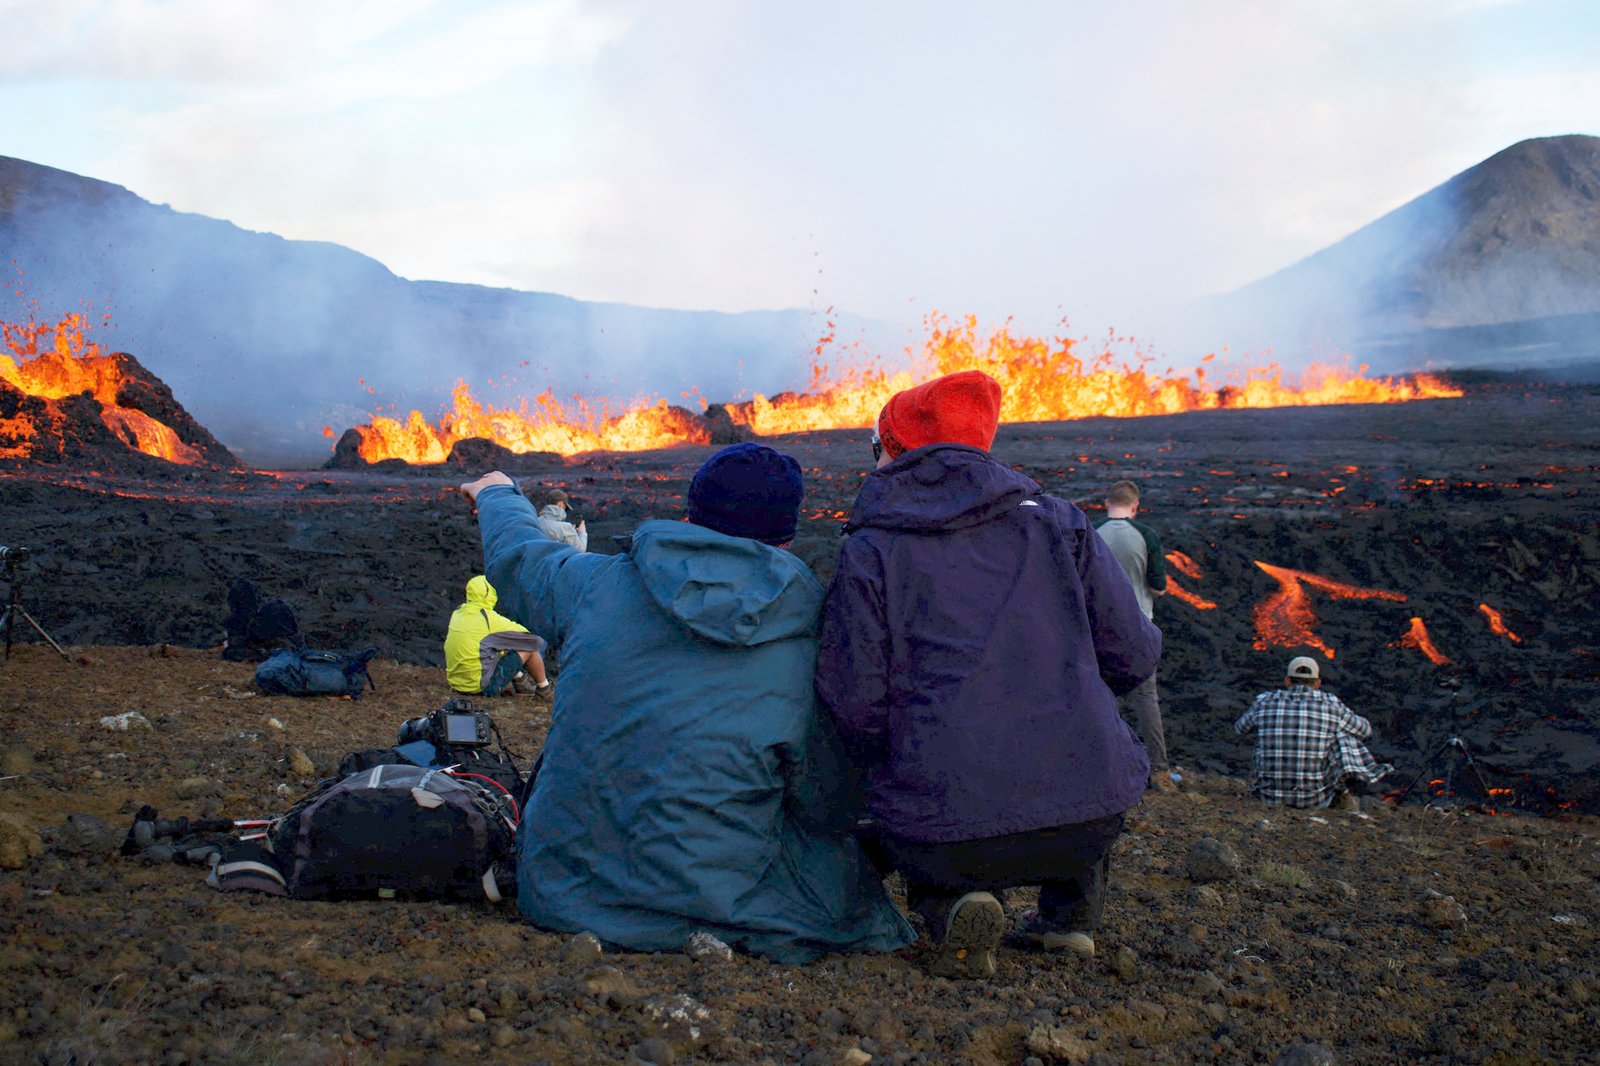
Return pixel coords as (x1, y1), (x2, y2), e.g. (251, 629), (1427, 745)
(2, 647), (1599, 1066)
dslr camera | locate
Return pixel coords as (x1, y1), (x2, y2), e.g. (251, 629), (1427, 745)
(398, 697), (493, 749)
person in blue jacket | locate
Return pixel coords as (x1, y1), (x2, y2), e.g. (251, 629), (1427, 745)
(815, 370), (1161, 979)
(458, 444), (914, 963)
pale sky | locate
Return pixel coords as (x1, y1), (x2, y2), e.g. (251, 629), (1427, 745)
(3, 0), (1598, 356)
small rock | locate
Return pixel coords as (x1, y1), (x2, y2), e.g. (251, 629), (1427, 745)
(685, 930), (734, 962)
(633, 1036), (676, 1065)
(581, 965), (640, 1007)
(266, 717), (285, 731)
(1273, 1042), (1337, 1066)
(99, 711), (152, 732)
(1418, 890), (1468, 932)
(1192, 970), (1225, 997)
(1328, 879), (1358, 900)
(638, 993), (713, 1048)
(0, 745), (34, 775)
(466, 1007), (486, 1024)
(1111, 945), (1138, 982)
(1187, 885), (1223, 908)
(1026, 1025), (1093, 1063)
(0, 813), (44, 869)
(176, 777), (219, 799)
(1184, 837), (1241, 882)
(566, 931), (604, 961)
(287, 747), (316, 777)
(59, 813), (120, 854)
(491, 1025), (516, 1048)
(839, 1049), (872, 1066)
(851, 1005), (904, 1044)
(1566, 978), (1590, 1005)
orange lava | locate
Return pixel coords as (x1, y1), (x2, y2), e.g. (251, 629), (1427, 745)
(1162, 551), (1217, 608)
(347, 314), (1464, 461)
(1395, 616), (1452, 666)
(1251, 561), (1407, 658)
(1, 312), (201, 464)
(1477, 603), (1523, 643)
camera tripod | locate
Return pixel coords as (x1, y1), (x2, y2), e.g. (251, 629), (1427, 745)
(1391, 735), (1494, 808)
(1, 565), (68, 661)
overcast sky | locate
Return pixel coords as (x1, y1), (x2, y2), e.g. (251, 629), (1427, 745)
(3, 0), (1598, 359)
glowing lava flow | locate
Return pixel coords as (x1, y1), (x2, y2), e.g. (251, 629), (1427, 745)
(1251, 561), (1407, 658)
(1163, 550), (1218, 610)
(1395, 616), (1453, 666)
(1478, 603), (1523, 643)
(1, 312), (202, 463)
(345, 314), (1464, 462)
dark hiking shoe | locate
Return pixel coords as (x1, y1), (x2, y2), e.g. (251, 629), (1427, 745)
(512, 671), (538, 695)
(1011, 909), (1095, 957)
(926, 891), (1005, 979)
(1334, 791), (1361, 813)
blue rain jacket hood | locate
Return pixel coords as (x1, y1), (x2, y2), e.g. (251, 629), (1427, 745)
(817, 445), (1160, 843)
(474, 486), (913, 962)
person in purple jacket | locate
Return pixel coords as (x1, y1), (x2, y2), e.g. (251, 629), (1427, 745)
(815, 369), (1162, 979)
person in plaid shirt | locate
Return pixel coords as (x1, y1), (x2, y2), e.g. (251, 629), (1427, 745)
(1235, 656), (1392, 810)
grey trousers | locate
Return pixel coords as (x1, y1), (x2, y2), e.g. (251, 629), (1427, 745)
(1120, 674), (1168, 772)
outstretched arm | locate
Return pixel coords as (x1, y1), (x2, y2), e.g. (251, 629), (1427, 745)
(461, 474), (603, 646)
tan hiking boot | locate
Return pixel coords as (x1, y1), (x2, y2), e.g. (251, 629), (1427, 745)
(925, 891), (1005, 979)
(511, 671), (538, 695)
(1149, 773), (1179, 793)
(1335, 791), (1361, 813)
(1012, 910), (1095, 958)
(530, 680), (554, 705)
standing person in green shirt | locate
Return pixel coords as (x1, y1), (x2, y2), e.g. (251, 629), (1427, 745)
(1093, 480), (1175, 791)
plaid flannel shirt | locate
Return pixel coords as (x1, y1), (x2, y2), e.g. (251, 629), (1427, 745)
(1234, 685), (1390, 808)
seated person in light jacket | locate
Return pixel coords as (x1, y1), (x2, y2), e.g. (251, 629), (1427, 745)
(816, 370), (1161, 979)
(443, 575), (552, 700)
(535, 489), (587, 551)
(458, 444), (914, 963)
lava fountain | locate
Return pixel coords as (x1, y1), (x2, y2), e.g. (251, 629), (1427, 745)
(343, 314), (1464, 462)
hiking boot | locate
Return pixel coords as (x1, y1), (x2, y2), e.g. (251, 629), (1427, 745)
(511, 671), (538, 695)
(925, 891), (1005, 979)
(1012, 910), (1095, 958)
(1335, 791), (1361, 813)
(530, 680), (555, 705)
(1149, 772), (1179, 793)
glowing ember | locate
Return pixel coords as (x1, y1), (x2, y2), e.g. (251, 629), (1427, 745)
(1394, 616), (1452, 666)
(1, 312), (203, 464)
(1251, 561), (1407, 658)
(1477, 603), (1523, 643)
(348, 314), (1464, 461)
(1163, 551), (1217, 609)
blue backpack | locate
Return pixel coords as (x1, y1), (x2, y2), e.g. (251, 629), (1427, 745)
(254, 647), (376, 698)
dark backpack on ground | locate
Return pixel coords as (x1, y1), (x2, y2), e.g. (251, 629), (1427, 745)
(338, 744), (527, 805)
(222, 577), (300, 662)
(210, 764), (516, 901)
(255, 647), (377, 698)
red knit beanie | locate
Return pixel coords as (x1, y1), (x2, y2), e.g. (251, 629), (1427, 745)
(876, 370), (1003, 459)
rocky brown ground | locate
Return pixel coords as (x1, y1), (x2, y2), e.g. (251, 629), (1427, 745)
(1, 646), (1598, 1066)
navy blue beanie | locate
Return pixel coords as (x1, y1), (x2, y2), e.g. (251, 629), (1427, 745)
(687, 443), (804, 545)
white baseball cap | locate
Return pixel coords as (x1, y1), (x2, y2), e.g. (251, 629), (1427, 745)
(1286, 656), (1320, 680)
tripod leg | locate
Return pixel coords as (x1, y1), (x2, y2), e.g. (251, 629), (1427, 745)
(1, 604), (13, 661)
(10, 606), (69, 661)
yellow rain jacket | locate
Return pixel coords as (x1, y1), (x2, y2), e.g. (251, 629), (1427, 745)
(444, 576), (545, 694)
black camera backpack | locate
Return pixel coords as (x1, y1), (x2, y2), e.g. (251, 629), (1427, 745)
(254, 647), (377, 698)
(210, 764), (516, 901)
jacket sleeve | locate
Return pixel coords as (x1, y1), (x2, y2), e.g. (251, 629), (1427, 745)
(1069, 504), (1162, 695)
(814, 534), (892, 773)
(1234, 699), (1261, 735)
(477, 485), (605, 647)
(1334, 699), (1373, 739)
(780, 708), (862, 834)
(1137, 521), (1168, 592)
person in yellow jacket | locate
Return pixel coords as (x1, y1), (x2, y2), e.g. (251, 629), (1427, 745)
(444, 575), (552, 700)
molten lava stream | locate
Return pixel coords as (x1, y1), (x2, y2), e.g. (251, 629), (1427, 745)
(1477, 603), (1523, 643)
(1394, 616), (1452, 666)
(1251, 561), (1407, 658)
